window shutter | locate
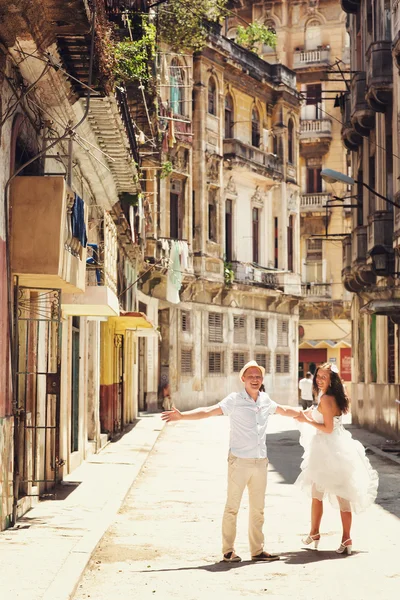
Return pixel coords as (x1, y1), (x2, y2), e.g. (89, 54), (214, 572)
(208, 313), (223, 342)
(255, 318), (268, 345)
(181, 349), (193, 374)
(233, 315), (246, 343)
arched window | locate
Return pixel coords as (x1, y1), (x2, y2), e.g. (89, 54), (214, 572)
(288, 119), (294, 164)
(224, 94), (234, 139)
(208, 77), (217, 115)
(170, 58), (185, 116)
(305, 19), (322, 50)
(251, 107), (260, 148)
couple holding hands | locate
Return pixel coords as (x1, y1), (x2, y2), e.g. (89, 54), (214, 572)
(162, 360), (378, 563)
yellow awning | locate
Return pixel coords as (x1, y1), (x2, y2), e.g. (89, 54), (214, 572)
(108, 312), (158, 335)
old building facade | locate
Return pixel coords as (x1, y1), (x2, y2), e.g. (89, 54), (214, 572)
(340, 0), (400, 438)
(0, 0), (158, 530)
(229, 1), (353, 383)
(140, 20), (302, 408)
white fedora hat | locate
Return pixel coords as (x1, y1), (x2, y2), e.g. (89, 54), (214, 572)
(239, 360), (265, 380)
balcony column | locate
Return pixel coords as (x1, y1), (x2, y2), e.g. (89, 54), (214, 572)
(376, 113), (386, 211)
(279, 181), (288, 270)
(192, 62), (208, 254)
(87, 319), (101, 450)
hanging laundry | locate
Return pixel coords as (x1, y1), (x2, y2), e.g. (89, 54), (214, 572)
(129, 205), (135, 243)
(71, 193), (87, 248)
(160, 53), (169, 85)
(166, 240), (182, 304)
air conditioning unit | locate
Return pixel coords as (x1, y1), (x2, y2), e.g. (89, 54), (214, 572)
(10, 176), (87, 293)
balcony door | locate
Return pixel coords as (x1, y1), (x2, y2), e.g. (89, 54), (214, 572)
(307, 167), (322, 193)
(303, 84), (322, 120)
(170, 179), (184, 239)
(252, 207), (259, 264)
(225, 199), (233, 262)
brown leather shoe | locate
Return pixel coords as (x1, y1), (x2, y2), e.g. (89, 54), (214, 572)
(251, 551), (280, 562)
(223, 552), (242, 562)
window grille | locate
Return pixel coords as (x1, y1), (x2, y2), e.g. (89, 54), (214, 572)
(233, 315), (246, 343)
(255, 352), (271, 374)
(208, 313), (223, 342)
(233, 352), (247, 372)
(181, 311), (191, 332)
(255, 318), (268, 345)
(181, 349), (193, 374)
(276, 353), (290, 374)
(208, 351), (224, 374)
(277, 320), (289, 346)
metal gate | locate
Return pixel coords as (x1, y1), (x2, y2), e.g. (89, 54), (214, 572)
(13, 286), (62, 509)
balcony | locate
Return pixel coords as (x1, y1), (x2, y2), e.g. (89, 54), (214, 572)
(367, 211), (394, 253)
(223, 139), (284, 182)
(62, 212), (120, 317)
(299, 119), (332, 157)
(352, 226), (376, 287)
(230, 262), (278, 289)
(293, 47), (331, 70)
(10, 177), (86, 293)
(350, 72), (375, 136)
(366, 41), (393, 113)
(341, 93), (363, 151)
(340, 0), (361, 13)
(301, 282), (332, 298)
(276, 271), (302, 295)
(300, 193), (331, 212)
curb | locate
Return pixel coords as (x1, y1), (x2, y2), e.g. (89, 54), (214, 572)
(364, 443), (400, 466)
(41, 418), (166, 600)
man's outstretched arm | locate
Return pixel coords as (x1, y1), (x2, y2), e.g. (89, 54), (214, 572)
(275, 405), (302, 418)
(161, 404), (223, 422)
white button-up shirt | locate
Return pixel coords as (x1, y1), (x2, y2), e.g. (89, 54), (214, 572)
(218, 391), (277, 459)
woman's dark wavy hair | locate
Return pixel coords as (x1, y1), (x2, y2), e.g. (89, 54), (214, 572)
(312, 363), (349, 414)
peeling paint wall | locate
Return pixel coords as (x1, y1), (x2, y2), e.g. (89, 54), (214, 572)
(0, 418), (14, 530)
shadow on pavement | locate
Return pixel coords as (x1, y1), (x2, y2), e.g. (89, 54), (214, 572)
(135, 549), (364, 573)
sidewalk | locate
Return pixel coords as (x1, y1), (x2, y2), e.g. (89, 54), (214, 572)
(0, 414), (166, 600)
(0, 412), (398, 600)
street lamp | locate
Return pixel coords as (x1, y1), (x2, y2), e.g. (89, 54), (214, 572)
(320, 169), (400, 210)
(321, 169), (400, 277)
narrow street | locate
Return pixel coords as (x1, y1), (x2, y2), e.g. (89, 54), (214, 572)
(73, 415), (400, 600)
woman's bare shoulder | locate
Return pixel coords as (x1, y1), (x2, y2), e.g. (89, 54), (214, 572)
(319, 394), (341, 415)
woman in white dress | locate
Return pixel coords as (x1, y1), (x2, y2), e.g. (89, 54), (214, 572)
(294, 363), (379, 555)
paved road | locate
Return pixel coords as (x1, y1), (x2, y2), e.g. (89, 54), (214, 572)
(73, 415), (400, 600)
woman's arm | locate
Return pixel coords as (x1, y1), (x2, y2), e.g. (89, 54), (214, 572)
(161, 404), (223, 422)
(275, 405), (302, 418)
(294, 395), (335, 433)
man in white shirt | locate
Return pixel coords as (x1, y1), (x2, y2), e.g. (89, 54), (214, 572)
(162, 360), (300, 563)
(298, 372), (314, 410)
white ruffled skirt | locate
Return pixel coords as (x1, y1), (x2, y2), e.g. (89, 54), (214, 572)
(295, 423), (379, 513)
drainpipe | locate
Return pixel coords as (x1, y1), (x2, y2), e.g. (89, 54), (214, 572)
(8, 6), (96, 526)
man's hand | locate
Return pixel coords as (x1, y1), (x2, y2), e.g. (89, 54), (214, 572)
(294, 411), (308, 423)
(161, 406), (182, 422)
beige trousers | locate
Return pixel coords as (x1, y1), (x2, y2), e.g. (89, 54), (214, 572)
(222, 453), (269, 556)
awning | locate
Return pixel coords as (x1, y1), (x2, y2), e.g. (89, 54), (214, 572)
(299, 339), (351, 350)
(108, 312), (159, 337)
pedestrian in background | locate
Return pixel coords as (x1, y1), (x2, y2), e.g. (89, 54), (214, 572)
(162, 360), (301, 563)
(294, 362), (379, 555)
(298, 371), (314, 409)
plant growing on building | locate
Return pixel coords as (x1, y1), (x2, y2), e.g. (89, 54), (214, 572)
(160, 161), (173, 179)
(113, 17), (156, 83)
(157, 0), (228, 51)
(224, 261), (235, 286)
(236, 23), (277, 55)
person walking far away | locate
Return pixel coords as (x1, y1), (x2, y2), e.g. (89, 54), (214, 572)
(294, 362), (379, 555)
(298, 371), (314, 409)
(162, 360), (301, 563)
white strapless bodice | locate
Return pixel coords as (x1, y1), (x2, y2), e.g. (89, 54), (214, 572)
(310, 407), (343, 430)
